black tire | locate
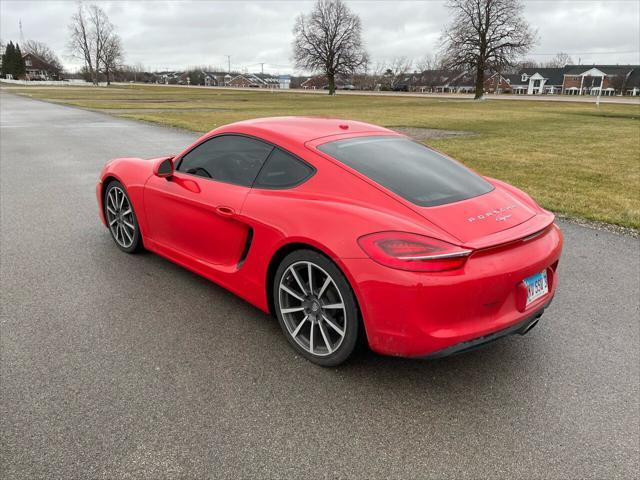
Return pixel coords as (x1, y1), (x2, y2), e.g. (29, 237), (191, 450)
(103, 180), (144, 254)
(273, 249), (359, 366)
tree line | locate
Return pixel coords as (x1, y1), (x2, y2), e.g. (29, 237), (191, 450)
(1, 42), (26, 79)
(294, 0), (543, 98)
(4, 0), (571, 96)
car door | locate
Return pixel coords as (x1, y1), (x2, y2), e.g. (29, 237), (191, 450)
(144, 134), (273, 266)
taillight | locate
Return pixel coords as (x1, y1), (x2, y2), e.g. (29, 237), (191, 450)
(357, 231), (472, 272)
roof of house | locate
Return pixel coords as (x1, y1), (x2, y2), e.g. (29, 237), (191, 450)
(230, 73), (280, 86)
(625, 69), (640, 88)
(22, 52), (57, 71)
(502, 73), (524, 85)
(519, 67), (565, 85)
(447, 71), (474, 87)
(300, 75), (350, 88)
(484, 72), (523, 86)
(203, 71), (231, 77)
(251, 73), (280, 84)
(416, 69), (462, 85)
(564, 65), (640, 76)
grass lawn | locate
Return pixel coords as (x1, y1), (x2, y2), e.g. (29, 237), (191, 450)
(6, 84), (640, 229)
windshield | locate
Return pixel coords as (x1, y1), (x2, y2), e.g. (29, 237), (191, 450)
(317, 136), (493, 207)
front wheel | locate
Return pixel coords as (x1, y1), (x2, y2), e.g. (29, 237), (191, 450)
(274, 250), (359, 366)
(104, 180), (143, 253)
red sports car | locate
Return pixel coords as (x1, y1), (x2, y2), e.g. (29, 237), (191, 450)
(97, 117), (563, 366)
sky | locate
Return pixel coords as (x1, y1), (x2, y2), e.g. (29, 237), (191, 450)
(1, 0), (639, 74)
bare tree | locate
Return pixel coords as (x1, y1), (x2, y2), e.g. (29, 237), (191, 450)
(293, 0), (368, 95)
(68, 4), (96, 84)
(440, 0), (536, 99)
(416, 53), (442, 72)
(515, 58), (538, 70)
(87, 4), (111, 83)
(24, 40), (63, 77)
(544, 51), (573, 68)
(368, 60), (387, 90)
(101, 34), (123, 85)
(68, 3), (122, 85)
(382, 56), (413, 90)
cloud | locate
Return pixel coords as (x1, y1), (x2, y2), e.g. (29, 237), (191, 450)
(1, 0), (638, 73)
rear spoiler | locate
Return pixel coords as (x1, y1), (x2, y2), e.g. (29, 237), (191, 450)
(461, 212), (555, 250)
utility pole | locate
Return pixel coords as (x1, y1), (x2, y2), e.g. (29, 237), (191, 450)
(226, 55), (231, 73)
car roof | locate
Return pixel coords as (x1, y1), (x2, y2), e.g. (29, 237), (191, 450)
(213, 116), (396, 145)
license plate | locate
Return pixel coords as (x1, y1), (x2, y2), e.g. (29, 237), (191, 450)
(523, 270), (548, 306)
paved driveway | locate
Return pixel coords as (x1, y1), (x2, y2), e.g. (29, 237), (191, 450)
(1, 91), (638, 479)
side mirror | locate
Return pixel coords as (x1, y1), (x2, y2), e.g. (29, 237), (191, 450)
(154, 156), (174, 178)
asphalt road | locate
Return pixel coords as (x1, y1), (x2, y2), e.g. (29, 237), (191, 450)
(1, 91), (638, 479)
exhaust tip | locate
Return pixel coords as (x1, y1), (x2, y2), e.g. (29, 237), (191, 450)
(518, 318), (540, 336)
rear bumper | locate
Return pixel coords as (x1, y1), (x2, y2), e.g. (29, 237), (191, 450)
(342, 223), (563, 358)
(421, 297), (551, 359)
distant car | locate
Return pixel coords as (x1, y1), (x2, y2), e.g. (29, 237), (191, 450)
(393, 84), (409, 92)
(340, 84), (356, 90)
(97, 117), (563, 366)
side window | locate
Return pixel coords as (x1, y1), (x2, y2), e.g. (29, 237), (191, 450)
(254, 148), (314, 189)
(178, 135), (273, 187)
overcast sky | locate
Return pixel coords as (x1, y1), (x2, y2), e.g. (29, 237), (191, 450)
(1, 0), (638, 74)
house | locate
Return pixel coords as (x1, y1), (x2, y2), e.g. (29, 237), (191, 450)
(443, 71), (475, 93)
(202, 71), (232, 87)
(413, 69), (474, 93)
(22, 52), (60, 80)
(517, 68), (565, 95)
(289, 76), (309, 89)
(301, 75), (351, 90)
(412, 70), (453, 92)
(562, 65), (639, 96)
(507, 65), (640, 96)
(228, 73), (280, 88)
(483, 73), (521, 94)
(156, 71), (182, 84)
(278, 75), (291, 89)
(301, 75), (328, 89)
(624, 69), (640, 96)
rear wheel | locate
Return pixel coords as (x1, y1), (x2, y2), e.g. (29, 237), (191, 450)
(274, 250), (359, 366)
(104, 181), (143, 253)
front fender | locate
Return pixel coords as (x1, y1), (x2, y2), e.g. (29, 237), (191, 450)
(96, 157), (156, 233)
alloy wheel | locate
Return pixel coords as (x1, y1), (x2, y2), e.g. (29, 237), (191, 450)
(105, 186), (136, 249)
(278, 261), (347, 357)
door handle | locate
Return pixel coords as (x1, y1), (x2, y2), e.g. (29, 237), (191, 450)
(215, 206), (235, 217)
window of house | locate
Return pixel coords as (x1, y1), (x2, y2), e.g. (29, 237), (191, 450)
(254, 148), (314, 189)
(521, 74), (528, 82)
(177, 135), (273, 187)
(25, 59), (32, 66)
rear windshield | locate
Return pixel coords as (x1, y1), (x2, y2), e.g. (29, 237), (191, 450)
(317, 136), (493, 207)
